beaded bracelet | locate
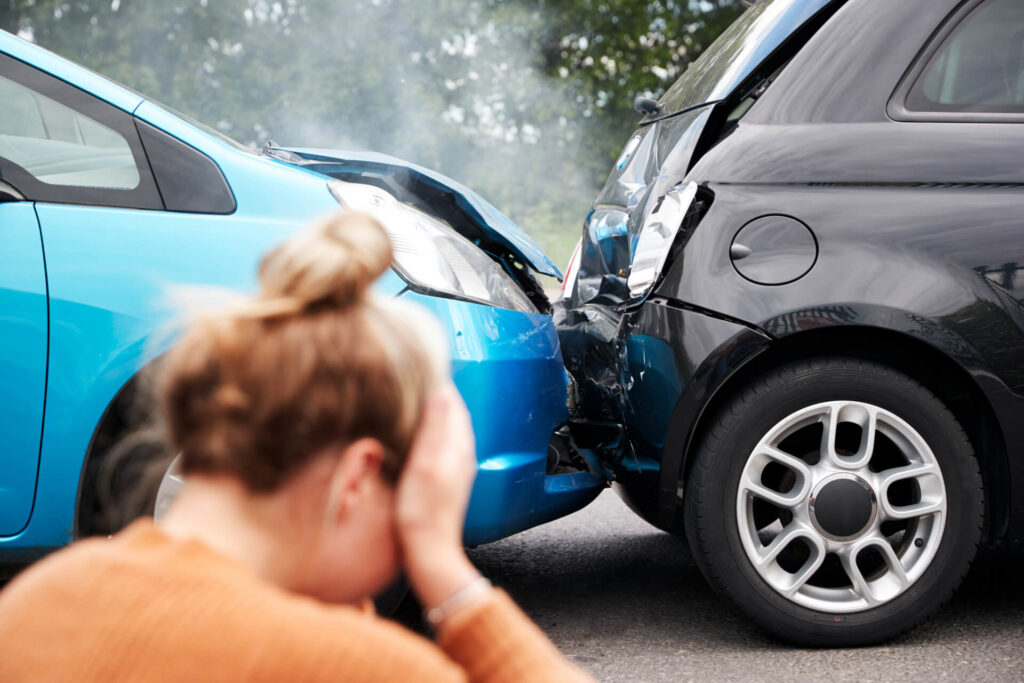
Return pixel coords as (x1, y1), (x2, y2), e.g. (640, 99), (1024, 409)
(424, 576), (493, 627)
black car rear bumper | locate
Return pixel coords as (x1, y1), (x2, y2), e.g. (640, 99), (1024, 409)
(557, 296), (771, 529)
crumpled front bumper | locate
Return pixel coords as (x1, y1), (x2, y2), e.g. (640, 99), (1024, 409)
(557, 297), (771, 528)
(401, 290), (606, 546)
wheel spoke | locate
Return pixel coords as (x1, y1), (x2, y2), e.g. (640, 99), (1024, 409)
(759, 445), (812, 480)
(875, 461), (945, 521)
(820, 402), (875, 469)
(882, 498), (944, 521)
(873, 539), (910, 589)
(837, 545), (881, 607)
(876, 462), (940, 490)
(741, 445), (811, 509)
(779, 537), (826, 597)
(740, 475), (804, 510)
(820, 403), (841, 466)
(755, 522), (811, 567)
(853, 406), (878, 464)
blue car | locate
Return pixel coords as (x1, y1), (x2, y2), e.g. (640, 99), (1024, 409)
(0, 29), (606, 560)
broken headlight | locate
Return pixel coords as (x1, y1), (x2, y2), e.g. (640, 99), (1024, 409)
(328, 180), (536, 313)
(627, 181), (698, 299)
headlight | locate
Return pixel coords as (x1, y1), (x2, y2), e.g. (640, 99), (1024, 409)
(328, 180), (536, 313)
(627, 181), (698, 299)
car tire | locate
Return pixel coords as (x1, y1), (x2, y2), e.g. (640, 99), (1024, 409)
(684, 357), (983, 646)
(375, 576), (414, 619)
(78, 435), (170, 537)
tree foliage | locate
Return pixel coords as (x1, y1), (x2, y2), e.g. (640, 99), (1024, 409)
(1, 0), (745, 267)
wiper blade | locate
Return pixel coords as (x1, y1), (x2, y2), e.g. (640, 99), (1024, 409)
(639, 99), (725, 126)
(260, 141), (306, 164)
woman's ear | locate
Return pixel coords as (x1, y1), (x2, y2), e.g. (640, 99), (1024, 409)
(324, 438), (386, 523)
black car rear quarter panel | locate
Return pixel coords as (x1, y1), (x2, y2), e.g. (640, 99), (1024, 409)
(655, 180), (1024, 538)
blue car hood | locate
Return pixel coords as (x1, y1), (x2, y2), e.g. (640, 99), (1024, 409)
(278, 147), (561, 279)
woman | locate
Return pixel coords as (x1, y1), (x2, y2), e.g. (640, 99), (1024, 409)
(0, 212), (591, 682)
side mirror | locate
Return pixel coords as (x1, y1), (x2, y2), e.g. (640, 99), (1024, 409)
(634, 96), (661, 117)
(0, 179), (25, 203)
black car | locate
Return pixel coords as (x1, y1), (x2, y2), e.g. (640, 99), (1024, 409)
(558, 0), (1024, 646)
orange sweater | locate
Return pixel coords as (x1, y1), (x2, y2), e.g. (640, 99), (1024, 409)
(0, 521), (592, 682)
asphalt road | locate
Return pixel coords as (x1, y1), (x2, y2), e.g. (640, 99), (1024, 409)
(2, 489), (1020, 680)
(464, 490), (1024, 682)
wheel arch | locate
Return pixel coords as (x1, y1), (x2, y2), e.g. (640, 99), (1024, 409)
(74, 358), (167, 538)
(669, 324), (1011, 543)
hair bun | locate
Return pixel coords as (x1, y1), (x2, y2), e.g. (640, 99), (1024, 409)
(257, 211), (393, 312)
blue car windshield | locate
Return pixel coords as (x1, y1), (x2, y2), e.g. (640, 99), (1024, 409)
(42, 49), (259, 154)
(147, 99), (257, 154)
(655, 0), (836, 116)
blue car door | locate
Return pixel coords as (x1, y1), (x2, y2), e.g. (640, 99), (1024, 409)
(0, 194), (47, 536)
(0, 59), (53, 536)
(0, 50), (175, 540)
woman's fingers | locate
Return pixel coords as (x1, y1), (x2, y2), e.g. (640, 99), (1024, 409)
(408, 388), (456, 470)
(397, 382), (476, 538)
(397, 383), (481, 606)
(404, 384), (474, 482)
(438, 383), (476, 482)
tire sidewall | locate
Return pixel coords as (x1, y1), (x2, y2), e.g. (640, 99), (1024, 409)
(688, 361), (982, 644)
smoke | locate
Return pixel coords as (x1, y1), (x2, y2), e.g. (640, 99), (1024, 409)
(9, 0), (635, 270)
(213, 0), (606, 273)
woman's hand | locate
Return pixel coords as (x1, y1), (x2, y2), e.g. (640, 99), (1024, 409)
(396, 383), (481, 610)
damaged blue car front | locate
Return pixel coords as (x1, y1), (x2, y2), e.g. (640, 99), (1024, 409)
(0, 29), (606, 560)
(290, 148), (610, 545)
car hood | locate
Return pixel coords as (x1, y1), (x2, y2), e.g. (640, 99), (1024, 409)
(276, 147), (561, 279)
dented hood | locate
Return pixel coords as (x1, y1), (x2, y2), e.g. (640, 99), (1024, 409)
(277, 147), (561, 279)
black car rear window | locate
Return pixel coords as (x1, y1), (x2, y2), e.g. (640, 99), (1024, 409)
(907, 0), (1024, 114)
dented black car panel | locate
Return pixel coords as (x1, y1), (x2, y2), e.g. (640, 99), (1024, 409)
(558, 0), (1024, 542)
(567, 0), (837, 308)
(592, 300), (771, 527)
(571, 106), (713, 306)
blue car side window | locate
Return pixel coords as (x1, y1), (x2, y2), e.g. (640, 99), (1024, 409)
(0, 51), (162, 210)
(136, 120), (236, 215)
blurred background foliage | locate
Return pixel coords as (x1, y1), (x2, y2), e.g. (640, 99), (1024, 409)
(0, 0), (745, 269)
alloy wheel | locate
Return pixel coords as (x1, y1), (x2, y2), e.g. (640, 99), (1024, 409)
(153, 454), (184, 522)
(736, 400), (946, 613)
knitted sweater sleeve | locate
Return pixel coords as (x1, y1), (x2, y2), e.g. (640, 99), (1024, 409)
(437, 590), (593, 683)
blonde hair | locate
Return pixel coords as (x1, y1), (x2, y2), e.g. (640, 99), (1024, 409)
(159, 211), (448, 491)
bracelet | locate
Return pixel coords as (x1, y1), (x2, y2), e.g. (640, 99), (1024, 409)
(424, 576), (492, 627)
